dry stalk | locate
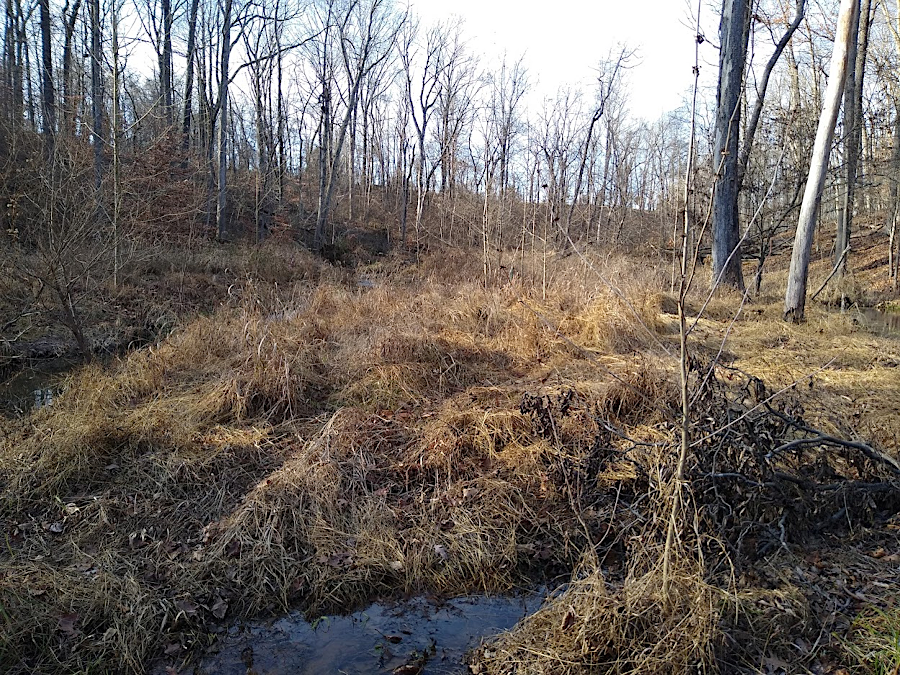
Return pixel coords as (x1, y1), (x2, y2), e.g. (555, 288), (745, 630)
(662, 0), (702, 601)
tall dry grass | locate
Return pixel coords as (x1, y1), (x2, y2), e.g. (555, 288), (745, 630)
(1, 247), (678, 673)
(2, 242), (898, 674)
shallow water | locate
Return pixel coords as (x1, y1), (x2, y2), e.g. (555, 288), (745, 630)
(196, 593), (546, 675)
(0, 358), (77, 415)
(858, 308), (900, 337)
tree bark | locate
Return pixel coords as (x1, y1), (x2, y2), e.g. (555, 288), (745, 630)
(711, 0), (751, 291)
(784, 0), (858, 322)
(181, 0), (199, 150)
(835, 0), (871, 281)
(160, 0), (174, 126)
(38, 0), (55, 140)
(61, 0), (82, 136)
(216, 0), (233, 241)
(736, 0), (806, 190)
(89, 0), (102, 191)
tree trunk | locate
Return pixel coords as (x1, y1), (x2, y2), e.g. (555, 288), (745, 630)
(38, 0), (55, 140)
(736, 0), (806, 189)
(89, 0), (102, 191)
(160, 0), (174, 127)
(61, 0), (82, 136)
(889, 100), (900, 283)
(216, 0), (233, 241)
(181, 0), (199, 150)
(711, 0), (751, 291)
(784, 0), (858, 322)
(315, 83), (331, 248)
(835, 0), (871, 283)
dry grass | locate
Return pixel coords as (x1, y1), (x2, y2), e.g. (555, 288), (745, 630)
(2, 240), (898, 674)
(0, 247), (675, 673)
(471, 562), (720, 675)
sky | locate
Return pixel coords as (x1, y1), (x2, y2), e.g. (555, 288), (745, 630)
(409, 0), (711, 120)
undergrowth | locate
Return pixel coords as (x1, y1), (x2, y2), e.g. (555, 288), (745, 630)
(1, 246), (898, 674)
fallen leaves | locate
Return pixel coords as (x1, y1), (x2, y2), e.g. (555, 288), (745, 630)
(318, 551), (354, 568)
(174, 598), (198, 618)
(209, 594), (229, 620)
(57, 613), (80, 639)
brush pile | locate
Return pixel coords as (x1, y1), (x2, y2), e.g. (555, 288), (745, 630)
(471, 353), (900, 674)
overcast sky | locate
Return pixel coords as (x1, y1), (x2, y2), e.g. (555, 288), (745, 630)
(409, 0), (711, 120)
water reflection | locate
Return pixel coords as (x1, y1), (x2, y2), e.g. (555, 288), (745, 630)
(197, 593), (545, 675)
(858, 308), (900, 337)
(0, 359), (75, 415)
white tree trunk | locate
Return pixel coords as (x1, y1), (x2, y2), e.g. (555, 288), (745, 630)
(783, 0), (858, 322)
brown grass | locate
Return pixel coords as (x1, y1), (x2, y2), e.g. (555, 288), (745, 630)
(471, 562), (720, 675)
(0, 247), (676, 673)
(1, 240), (898, 674)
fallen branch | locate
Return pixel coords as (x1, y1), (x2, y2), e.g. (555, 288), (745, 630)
(810, 245), (850, 301)
(764, 405), (900, 475)
(766, 434), (900, 474)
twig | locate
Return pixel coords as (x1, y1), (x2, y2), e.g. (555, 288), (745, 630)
(810, 245), (850, 301)
(664, 0), (703, 602)
(689, 359), (836, 449)
(766, 433), (900, 475)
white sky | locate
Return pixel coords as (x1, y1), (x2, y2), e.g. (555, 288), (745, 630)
(409, 0), (707, 120)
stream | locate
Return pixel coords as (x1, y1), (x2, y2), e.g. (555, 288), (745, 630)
(194, 592), (547, 675)
(0, 358), (79, 416)
(857, 307), (900, 337)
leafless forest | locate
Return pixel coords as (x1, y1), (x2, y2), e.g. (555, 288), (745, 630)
(1, 0), (900, 673)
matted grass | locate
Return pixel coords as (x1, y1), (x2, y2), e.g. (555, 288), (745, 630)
(1, 241), (898, 674)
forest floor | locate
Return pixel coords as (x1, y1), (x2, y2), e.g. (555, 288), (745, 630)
(1, 223), (899, 674)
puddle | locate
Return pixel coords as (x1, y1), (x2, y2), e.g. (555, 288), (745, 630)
(0, 358), (78, 416)
(857, 308), (900, 337)
(195, 592), (546, 675)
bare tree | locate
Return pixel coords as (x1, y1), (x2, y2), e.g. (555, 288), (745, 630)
(565, 46), (632, 243)
(489, 54), (528, 194)
(399, 17), (445, 245)
(38, 0), (55, 140)
(784, 0), (858, 321)
(89, 0), (103, 191)
(60, 0), (82, 135)
(711, 0), (751, 290)
(215, 0), (234, 240)
(430, 20), (477, 197)
(181, 0), (200, 148)
(835, 0), (872, 291)
(313, 0), (402, 249)
(737, 0), (807, 191)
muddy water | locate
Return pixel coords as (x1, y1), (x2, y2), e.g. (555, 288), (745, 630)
(197, 592), (546, 675)
(858, 308), (900, 337)
(0, 358), (78, 415)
